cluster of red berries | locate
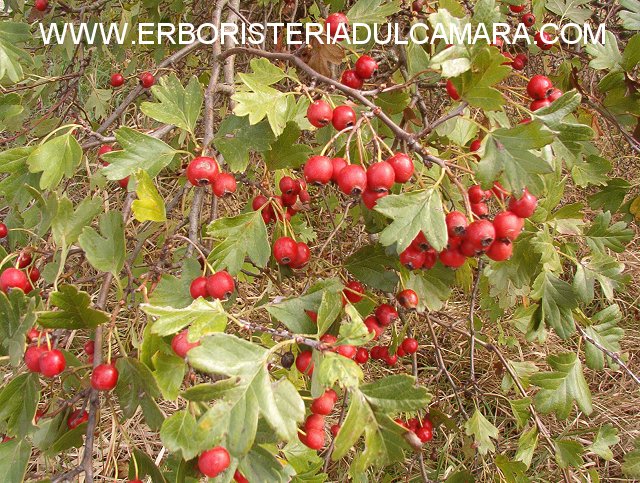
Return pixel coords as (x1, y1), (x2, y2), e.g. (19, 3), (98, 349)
(252, 176), (309, 225)
(24, 344), (66, 377)
(508, 3), (553, 50)
(273, 236), (311, 269)
(302, 152), (414, 209)
(501, 48), (529, 71)
(299, 389), (338, 450)
(340, 55), (379, 90)
(368, 337), (419, 366)
(0, 247), (41, 294)
(190, 271), (236, 301)
(396, 415), (434, 443)
(527, 74), (562, 111)
(306, 99), (357, 132)
(186, 156), (237, 197)
(108, 71), (155, 89)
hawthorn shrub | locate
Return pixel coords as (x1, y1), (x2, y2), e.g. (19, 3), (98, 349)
(0, 0), (639, 481)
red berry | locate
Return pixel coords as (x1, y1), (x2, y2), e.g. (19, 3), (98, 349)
(343, 280), (365, 304)
(118, 177), (129, 189)
(296, 350), (314, 375)
(396, 346), (406, 357)
(171, 330), (200, 358)
(355, 55), (378, 79)
(330, 424), (341, 437)
(337, 164), (367, 195)
(410, 232), (430, 252)
(468, 185), (486, 204)
(325, 12), (349, 37)
(17, 251), (32, 269)
(396, 289), (418, 309)
(446, 79), (460, 100)
(28, 266), (40, 284)
(515, 53), (528, 65)
(67, 409), (88, 429)
(471, 202), (489, 217)
(305, 414), (326, 431)
(212, 173), (236, 197)
(486, 240), (513, 261)
(400, 246), (426, 270)
(355, 347), (369, 364)
(412, 0), (425, 11)
(24, 345), (46, 372)
(534, 31), (554, 50)
(306, 310), (318, 323)
(311, 393), (335, 415)
(548, 88), (563, 102)
(530, 98), (551, 111)
(331, 105), (357, 131)
(290, 242), (311, 269)
(416, 425), (433, 442)
(446, 211), (468, 237)
(470, 139), (482, 152)
(279, 176), (299, 195)
(186, 156), (219, 186)
(401, 337), (419, 354)
(198, 447), (230, 478)
(511, 57), (525, 70)
(370, 345), (385, 359)
(139, 72), (155, 88)
(508, 188), (538, 218)
(233, 471), (248, 483)
(384, 353), (399, 366)
(521, 13), (535, 27)
(273, 236), (298, 265)
(301, 428), (325, 450)
(407, 418), (420, 431)
(492, 181), (509, 200)
(84, 340), (95, 355)
(299, 189), (311, 203)
(493, 211), (524, 241)
(91, 363), (119, 391)
(422, 248), (438, 268)
(439, 247), (467, 268)
(26, 328), (42, 342)
(190, 276), (208, 299)
(364, 315), (384, 339)
(0, 223), (7, 238)
(465, 220), (496, 250)
(527, 75), (553, 100)
(330, 157), (348, 182)
(361, 189), (387, 209)
(459, 240), (480, 257)
(39, 349), (66, 377)
(304, 155), (333, 185)
(206, 271), (235, 299)
(252, 195), (269, 211)
(320, 333), (338, 346)
(0, 268), (29, 293)
(375, 304), (398, 326)
(341, 69), (364, 89)
(366, 161), (395, 192)
(307, 100), (333, 128)
(34, 0), (48, 10)
(336, 344), (356, 359)
(110, 73), (125, 87)
(386, 153), (414, 183)
(509, 3), (525, 12)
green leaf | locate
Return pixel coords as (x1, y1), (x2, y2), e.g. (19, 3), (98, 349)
(0, 24), (31, 83)
(207, 211), (270, 275)
(148, 258), (201, 309)
(102, 127), (178, 180)
(160, 409), (204, 460)
(495, 454), (529, 482)
(78, 211), (126, 275)
(27, 132), (82, 190)
(360, 375), (431, 412)
(115, 357), (161, 420)
(585, 31), (622, 70)
(619, 0), (640, 30)
(588, 178), (631, 213)
(571, 155), (611, 188)
(316, 352), (363, 390)
(51, 196), (102, 248)
(464, 408), (500, 455)
(478, 121), (554, 193)
(265, 122), (313, 170)
(0, 373), (39, 438)
(0, 290), (37, 366)
(140, 74), (203, 134)
(266, 279), (343, 334)
(182, 378), (241, 401)
(585, 211), (633, 253)
(38, 285), (109, 329)
(316, 290), (342, 336)
(128, 448), (167, 483)
(515, 425), (538, 468)
(345, 244), (399, 292)
(574, 254), (629, 304)
(583, 304), (624, 370)
(239, 445), (293, 482)
(152, 351), (187, 401)
(142, 298), (227, 338)
(589, 424), (619, 461)
(531, 272), (578, 339)
(623, 439), (640, 477)
(530, 352), (593, 419)
(509, 398), (532, 429)
(374, 188), (448, 253)
(459, 47), (511, 110)
(554, 439), (584, 468)
(546, 0), (592, 22)
(347, 0), (401, 24)
(213, 116), (275, 172)
(132, 170), (166, 222)
(0, 438), (31, 483)
(404, 266), (454, 311)
(339, 305), (372, 346)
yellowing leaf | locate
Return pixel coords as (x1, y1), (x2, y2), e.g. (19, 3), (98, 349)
(132, 170), (166, 222)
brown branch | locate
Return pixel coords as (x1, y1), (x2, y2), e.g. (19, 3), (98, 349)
(468, 258), (483, 384)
